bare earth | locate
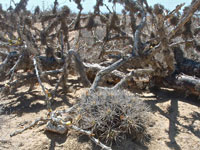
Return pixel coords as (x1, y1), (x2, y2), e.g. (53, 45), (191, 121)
(0, 84), (200, 150)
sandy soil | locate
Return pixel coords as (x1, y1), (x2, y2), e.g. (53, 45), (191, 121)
(0, 83), (200, 150)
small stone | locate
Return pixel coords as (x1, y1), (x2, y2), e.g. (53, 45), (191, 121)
(45, 121), (68, 134)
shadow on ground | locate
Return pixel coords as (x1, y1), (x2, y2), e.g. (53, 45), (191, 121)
(1, 86), (78, 115)
(45, 131), (68, 150)
(144, 88), (200, 150)
(77, 134), (148, 150)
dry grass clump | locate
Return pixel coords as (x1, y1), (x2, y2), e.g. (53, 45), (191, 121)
(72, 89), (152, 146)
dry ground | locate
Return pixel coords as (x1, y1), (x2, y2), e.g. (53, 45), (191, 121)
(0, 80), (200, 150)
